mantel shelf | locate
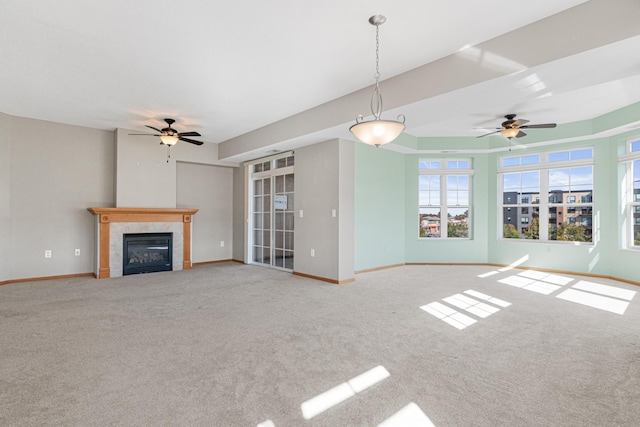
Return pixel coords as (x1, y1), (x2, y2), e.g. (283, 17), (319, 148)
(88, 207), (199, 216)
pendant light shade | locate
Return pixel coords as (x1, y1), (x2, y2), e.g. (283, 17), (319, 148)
(160, 134), (178, 146)
(350, 119), (405, 147)
(500, 128), (519, 139)
(350, 15), (405, 147)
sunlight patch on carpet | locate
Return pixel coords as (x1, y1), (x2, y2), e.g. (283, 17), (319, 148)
(300, 365), (390, 420)
(477, 271), (499, 278)
(572, 280), (636, 301)
(464, 290), (511, 307)
(420, 302), (477, 330)
(498, 270), (574, 295)
(378, 402), (436, 427)
(421, 291), (510, 330)
(443, 294), (499, 318)
(556, 280), (634, 315)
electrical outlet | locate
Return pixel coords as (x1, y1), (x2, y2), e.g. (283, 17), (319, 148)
(75, 249), (81, 256)
(44, 250), (52, 258)
(220, 241), (225, 247)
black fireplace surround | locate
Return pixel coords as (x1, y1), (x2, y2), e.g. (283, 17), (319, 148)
(123, 233), (173, 275)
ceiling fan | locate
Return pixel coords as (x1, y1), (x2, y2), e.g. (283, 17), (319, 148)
(130, 118), (203, 146)
(476, 114), (557, 140)
(129, 118), (203, 162)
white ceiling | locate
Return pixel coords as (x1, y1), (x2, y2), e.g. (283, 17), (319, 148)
(2, 0), (640, 161)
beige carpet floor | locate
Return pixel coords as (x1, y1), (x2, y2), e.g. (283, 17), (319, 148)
(1, 262), (639, 426)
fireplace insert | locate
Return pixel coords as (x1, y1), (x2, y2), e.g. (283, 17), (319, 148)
(123, 233), (173, 275)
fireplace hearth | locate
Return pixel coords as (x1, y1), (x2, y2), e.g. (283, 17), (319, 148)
(123, 233), (173, 275)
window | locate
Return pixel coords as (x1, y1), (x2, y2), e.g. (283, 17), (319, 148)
(620, 140), (640, 248)
(419, 159), (473, 239)
(500, 148), (593, 242)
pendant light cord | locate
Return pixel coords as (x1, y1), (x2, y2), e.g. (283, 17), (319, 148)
(371, 22), (383, 120)
(375, 23), (380, 86)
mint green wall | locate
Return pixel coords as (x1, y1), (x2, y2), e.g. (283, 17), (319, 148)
(354, 102), (640, 284)
(354, 142), (405, 271)
(486, 137), (615, 277)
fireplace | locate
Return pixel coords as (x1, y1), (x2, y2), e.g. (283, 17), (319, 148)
(87, 208), (198, 279)
(123, 233), (173, 275)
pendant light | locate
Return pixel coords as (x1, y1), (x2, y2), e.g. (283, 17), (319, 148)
(350, 15), (405, 147)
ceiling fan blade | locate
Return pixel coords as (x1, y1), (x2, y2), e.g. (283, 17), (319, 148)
(520, 123), (557, 129)
(516, 131), (527, 138)
(128, 133), (160, 136)
(145, 125), (163, 133)
(476, 130), (501, 138)
(178, 131), (202, 137)
(179, 136), (204, 146)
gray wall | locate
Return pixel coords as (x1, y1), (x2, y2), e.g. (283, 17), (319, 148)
(0, 113), (13, 280)
(115, 128), (234, 208)
(232, 165), (246, 262)
(1, 115), (115, 281)
(294, 139), (355, 282)
(176, 162), (233, 263)
(1, 114), (240, 282)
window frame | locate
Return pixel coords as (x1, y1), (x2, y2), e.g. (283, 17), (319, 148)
(619, 139), (640, 249)
(499, 147), (594, 244)
(418, 159), (474, 240)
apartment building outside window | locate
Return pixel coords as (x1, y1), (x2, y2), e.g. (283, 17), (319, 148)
(499, 148), (594, 242)
(419, 159), (473, 239)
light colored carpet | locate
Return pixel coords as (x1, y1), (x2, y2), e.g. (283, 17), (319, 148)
(1, 263), (639, 426)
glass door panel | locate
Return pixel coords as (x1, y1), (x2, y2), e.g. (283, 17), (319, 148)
(251, 177), (271, 265)
(273, 172), (294, 269)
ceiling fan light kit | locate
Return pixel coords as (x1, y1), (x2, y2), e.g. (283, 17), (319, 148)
(349, 15), (405, 148)
(477, 114), (557, 149)
(500, 128), (520, 139)
(159, 135), (178, 146)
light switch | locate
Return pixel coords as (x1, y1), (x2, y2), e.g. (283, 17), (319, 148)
(332, 209), (336, 217)
(299, 210), (304, 218)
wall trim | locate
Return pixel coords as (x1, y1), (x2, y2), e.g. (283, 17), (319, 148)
(0, 272), (94, 286)
(2, 263), (636, 288)
(355, 263), (405, 274)
(292, 271), (356, 284)
(192, 259), (235, 266)
(483, 263), (640, 287)
(402, 262), (640, 287)
(356, 262), (640, 287)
